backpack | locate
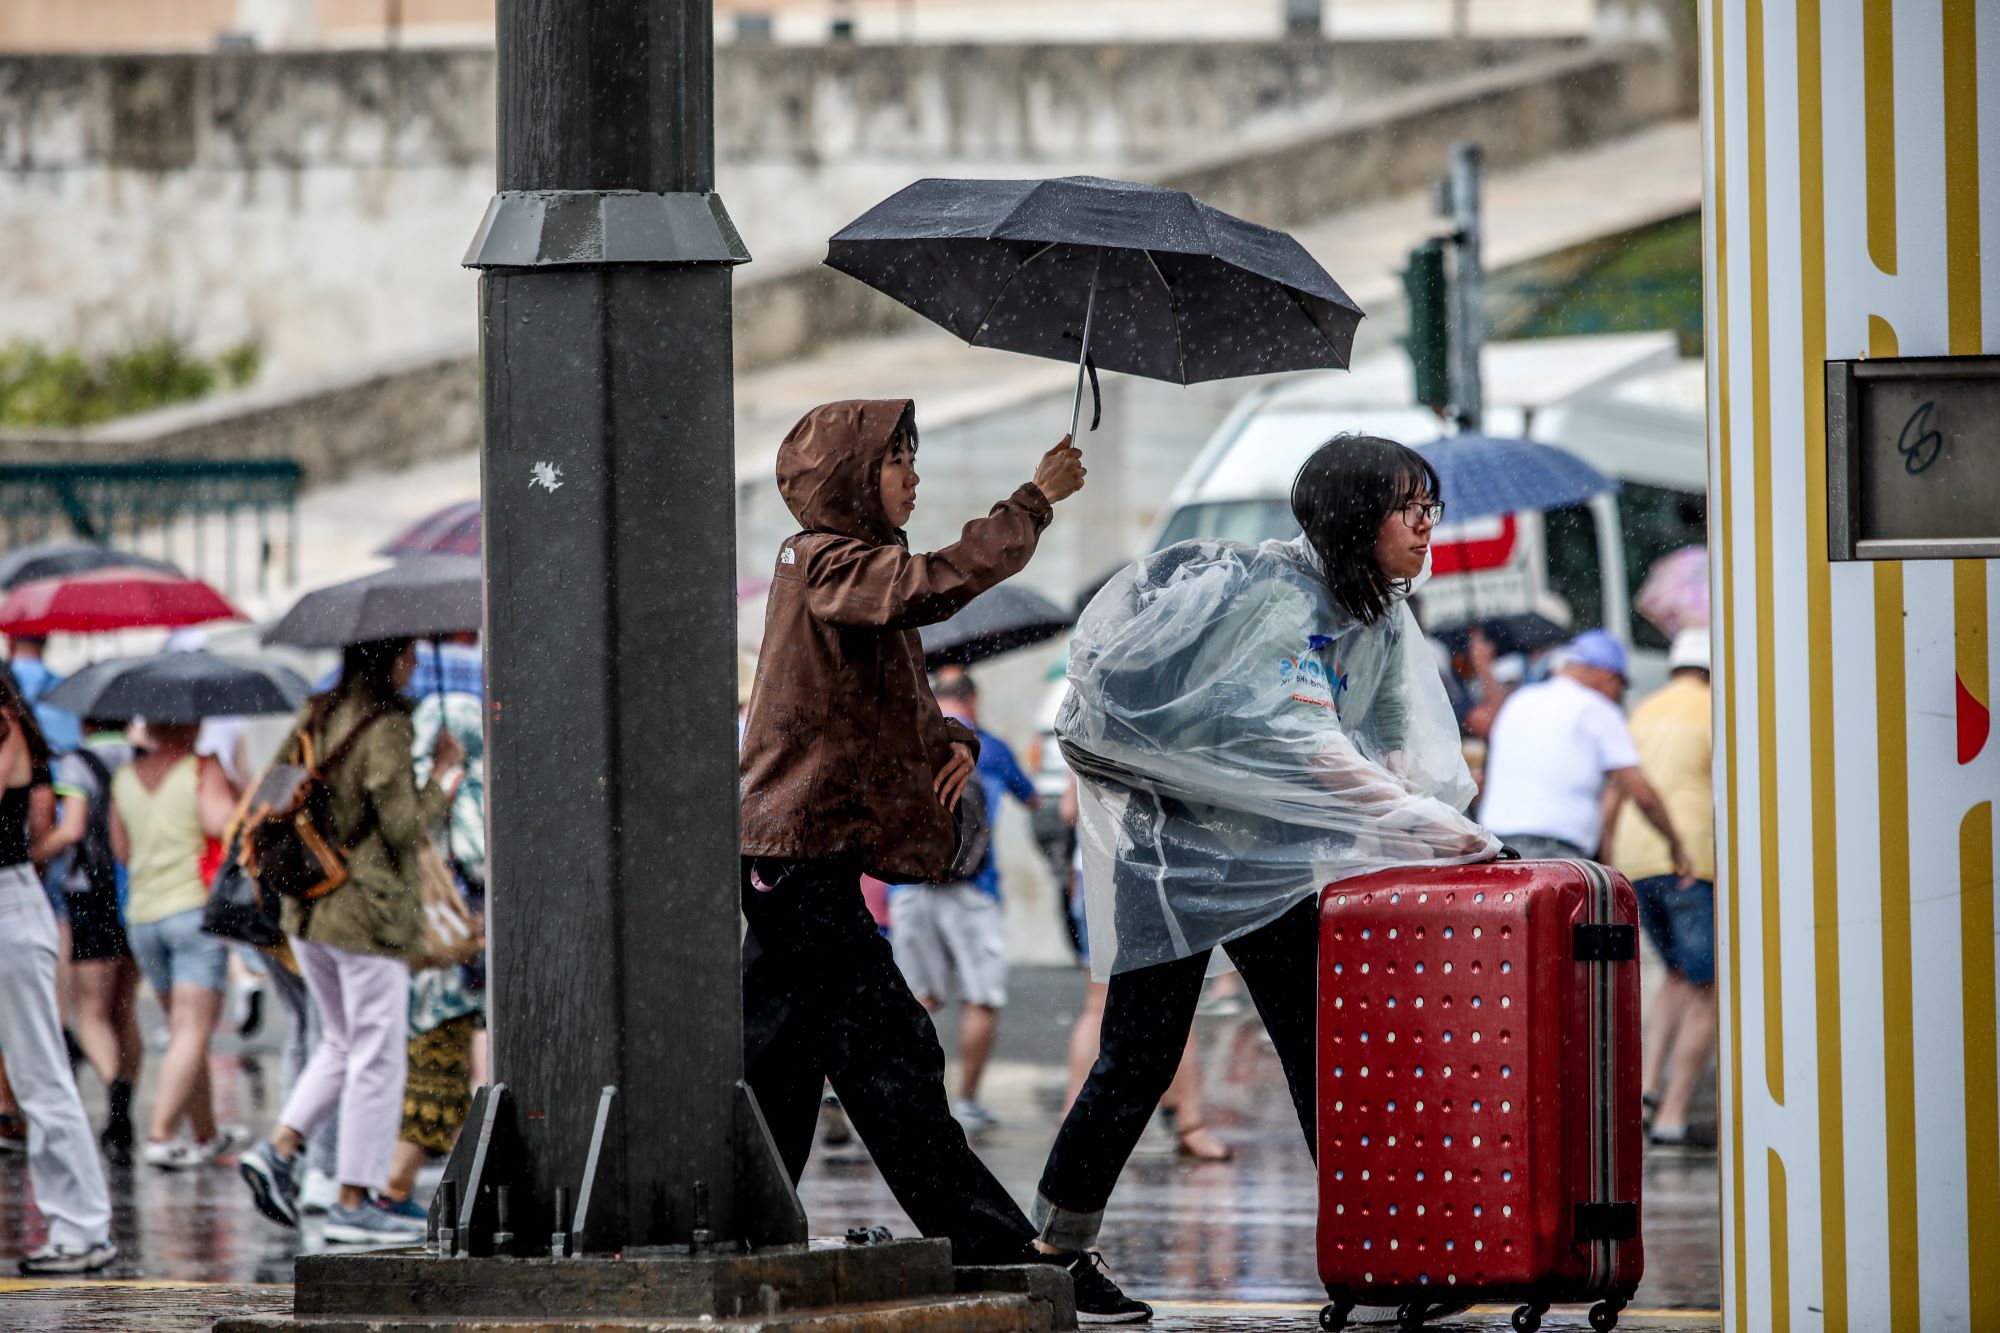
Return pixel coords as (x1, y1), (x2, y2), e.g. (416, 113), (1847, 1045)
(241, 703), (391, 903)
(61, 748), (119, 899)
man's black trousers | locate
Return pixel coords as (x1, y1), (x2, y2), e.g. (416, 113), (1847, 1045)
(1031, 893), (1320, 1248)
(740, 856), (1035, 1264)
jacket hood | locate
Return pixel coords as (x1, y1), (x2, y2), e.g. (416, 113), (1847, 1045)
(776, 399), (914, 545)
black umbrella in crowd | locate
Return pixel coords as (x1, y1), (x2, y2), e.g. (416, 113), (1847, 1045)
(44, 653), (309, 725)
(263, 556), (482, 649)
(1435, 612), (1573, 660)
(0, 541), (179, 591)
(921, 585), (1074, 668)
(828, 175), (1364, 441)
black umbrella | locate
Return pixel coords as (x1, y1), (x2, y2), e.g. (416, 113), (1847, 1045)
(264, 556), (481, 649)
(922, 585), (1074, 668)
(1435, 613), (1573, 660)
(45, 653), (309, 725)
(0, 541), (179, 590)
(828, 176), (1363, 441)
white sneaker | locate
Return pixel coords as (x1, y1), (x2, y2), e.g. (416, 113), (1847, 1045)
(299, 1168), (340, 1215)
(18, 1239), (118, 1275)
(186, 1124), (253, 1165)
(141, 1138), (196, 1170)
(951, 1098), (1000, 1130)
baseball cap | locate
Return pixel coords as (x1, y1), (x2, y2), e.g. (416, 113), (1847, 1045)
(1565, 629), (1629, 678)
(1669, 626), (1712, 672)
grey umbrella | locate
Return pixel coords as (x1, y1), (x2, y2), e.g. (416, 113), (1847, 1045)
(45, 653), (309, 725)
(0, 541), (179, 590)
(921, 585), (1073, 668)
(828, 175), (1364, 441)
(263, 556), (482, 649)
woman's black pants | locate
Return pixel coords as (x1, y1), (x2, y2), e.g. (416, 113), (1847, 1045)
(1031, 893), (1321, 1249)
(740, 856), (1037, 1264)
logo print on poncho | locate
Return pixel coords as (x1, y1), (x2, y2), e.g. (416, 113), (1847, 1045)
(1279, 653), (1333, 709)
(1280, 636), (1348, 712)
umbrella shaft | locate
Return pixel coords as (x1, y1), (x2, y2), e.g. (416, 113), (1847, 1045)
(1068, 255), (1101, 444)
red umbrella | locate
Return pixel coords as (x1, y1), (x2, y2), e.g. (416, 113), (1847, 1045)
(377, 500), (481, 559)
(0, 568), (242, 636)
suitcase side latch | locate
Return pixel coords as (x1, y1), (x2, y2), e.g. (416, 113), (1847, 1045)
(1572, 922), (1636, 962)
(1574, 1200), (1640, 1241)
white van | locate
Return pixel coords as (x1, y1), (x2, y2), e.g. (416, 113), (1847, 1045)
(1147, 332), (1708, 684)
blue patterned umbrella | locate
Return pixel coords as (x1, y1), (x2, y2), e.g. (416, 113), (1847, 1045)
(1418, 434), (1617, 524)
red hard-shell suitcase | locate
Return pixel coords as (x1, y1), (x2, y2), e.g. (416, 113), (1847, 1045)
(1315, 859), (1643, 1332)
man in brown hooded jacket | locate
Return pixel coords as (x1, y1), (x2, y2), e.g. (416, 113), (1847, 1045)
(738, 400), (1150, 1322)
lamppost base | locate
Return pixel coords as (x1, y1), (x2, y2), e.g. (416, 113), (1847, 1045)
(211, 1239), (1075, 1332)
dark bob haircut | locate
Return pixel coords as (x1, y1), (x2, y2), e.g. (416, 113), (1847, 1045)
(1290, 433), (1442, 625)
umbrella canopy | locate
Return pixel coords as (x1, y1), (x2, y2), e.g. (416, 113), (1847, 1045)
(921, 585), (1073, 668)
(264, 556), (481, 649)
(377, 500), (481, 559)
(45, 653), (309, 725)
(0, 568), (241, 636)
(828, 176), (1363, 437)
(1635, 545), (1709, 637)
(1418, 434), (1617, 525)
(0, 541), (180, 591)
(1435, 612), (1574, 660)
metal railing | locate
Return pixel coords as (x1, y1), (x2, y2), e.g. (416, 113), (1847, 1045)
(0, 460), (303, 598)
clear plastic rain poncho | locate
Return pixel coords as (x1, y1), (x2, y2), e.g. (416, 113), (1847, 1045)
(1058, 536), (1500, 978)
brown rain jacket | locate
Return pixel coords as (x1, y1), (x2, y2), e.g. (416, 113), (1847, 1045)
(739, 399), (1053, 882)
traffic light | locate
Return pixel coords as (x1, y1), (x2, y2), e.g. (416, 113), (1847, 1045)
(1402, 238), (1450, 413)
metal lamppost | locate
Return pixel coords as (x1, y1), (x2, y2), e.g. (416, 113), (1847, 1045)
(457, 0), (797, 1254)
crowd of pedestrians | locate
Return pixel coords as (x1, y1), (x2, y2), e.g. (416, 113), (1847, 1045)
(0, 622), (486, 1273)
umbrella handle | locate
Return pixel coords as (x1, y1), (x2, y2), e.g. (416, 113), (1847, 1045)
(428, 635), (456, 871)
(1067, 251), (1102, 445)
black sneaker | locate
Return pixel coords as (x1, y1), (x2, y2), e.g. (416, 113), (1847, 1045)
(238, 988), (265, 1039)
(101, 1078), (134, 1167)
(1034, 1248), (1152, 1324)
(1648, 1121), (1719, 1150)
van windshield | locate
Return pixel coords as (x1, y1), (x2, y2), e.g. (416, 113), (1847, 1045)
(1152, 499), (1300, 551)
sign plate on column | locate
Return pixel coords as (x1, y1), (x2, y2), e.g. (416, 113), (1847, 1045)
(1827, 355), (2000, 560)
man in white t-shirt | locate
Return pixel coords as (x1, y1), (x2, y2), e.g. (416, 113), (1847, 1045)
(1479, 630), (1691, 873)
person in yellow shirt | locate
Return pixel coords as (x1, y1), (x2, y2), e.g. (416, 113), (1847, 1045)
(1605, 627), (1717, 1149)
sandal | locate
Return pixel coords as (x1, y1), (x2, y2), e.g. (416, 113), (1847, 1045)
(1175, 1120), (1235, 1162)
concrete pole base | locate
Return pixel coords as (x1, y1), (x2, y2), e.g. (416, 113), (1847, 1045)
(212, 1240), (1075, 1333)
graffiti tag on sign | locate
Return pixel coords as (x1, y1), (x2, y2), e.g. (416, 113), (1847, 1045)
(1898, 400), (1942, 476)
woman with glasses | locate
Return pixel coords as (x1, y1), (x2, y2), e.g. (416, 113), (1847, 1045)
(1029, 435), (1498, 1297)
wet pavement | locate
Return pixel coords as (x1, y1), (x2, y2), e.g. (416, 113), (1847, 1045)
(0, 966), (1720, 1331)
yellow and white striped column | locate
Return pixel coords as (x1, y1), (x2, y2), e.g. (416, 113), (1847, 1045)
(1704, 1), (2000, 1328)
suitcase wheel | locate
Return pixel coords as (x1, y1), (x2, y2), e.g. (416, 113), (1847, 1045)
(1318, 1300), (1353, 1331)
(1588, 1298), (1627, 1331)
(1396, 1303), (1435, 1331)
(1511, 1304), (1548, 1333)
